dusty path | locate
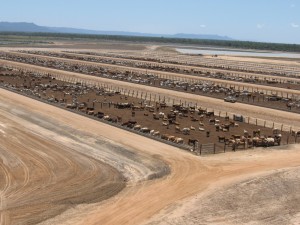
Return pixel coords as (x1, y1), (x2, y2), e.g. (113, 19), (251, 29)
(147, 165), (300, 225)
(0, 102), (125, 225)
(2, 51), (300, 96)
(1, 59), (300, 129)
(0, 89), (170, 225)
(1, 88), (300, 225)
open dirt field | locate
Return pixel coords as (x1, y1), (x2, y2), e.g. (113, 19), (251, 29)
(1, 43), (300, 225)
(146, 164), (300, 225)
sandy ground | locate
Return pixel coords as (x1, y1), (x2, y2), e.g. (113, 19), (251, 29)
(216, 55), (300, 66)
(0, 89), (169, 225)
(1, 88), (300, 225)
(0, 101), (126, 224)
(146, 164), (300, 225)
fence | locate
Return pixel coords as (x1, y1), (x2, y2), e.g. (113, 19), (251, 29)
(2, 64), (300, 133)
(1, 65), (300, 154)
(0, 85), (193, 153)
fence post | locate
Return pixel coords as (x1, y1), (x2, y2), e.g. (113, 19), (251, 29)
(200, 144), (202, 155)
(214, 144), (216, 154)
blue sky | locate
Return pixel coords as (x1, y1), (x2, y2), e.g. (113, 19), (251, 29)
(0, 0), (299, 44)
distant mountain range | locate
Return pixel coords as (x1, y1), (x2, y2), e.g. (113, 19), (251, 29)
(0, 22), (233, 41)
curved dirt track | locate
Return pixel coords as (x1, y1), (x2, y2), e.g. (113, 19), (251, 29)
(1, 59), (300, 129)
(3, 51), (300, 96)
(0, 88), (171, 225)
(1, 88), (300, 225)
(0, 101), (125, 224)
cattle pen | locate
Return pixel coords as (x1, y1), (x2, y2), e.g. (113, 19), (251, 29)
(1, 65), (299, 155)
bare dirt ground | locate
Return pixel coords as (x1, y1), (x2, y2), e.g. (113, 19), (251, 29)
(1, 43), (300, 225)
(146, 162), (300, 225)
(0, 104), (126, 224)
(1, 88), (300, 225)
(0, 88), (169, 225)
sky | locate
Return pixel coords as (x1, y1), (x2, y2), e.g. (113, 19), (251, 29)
(0, 0), (299, 44)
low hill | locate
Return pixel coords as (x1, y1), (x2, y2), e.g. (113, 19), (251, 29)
(0, 22), (233, 41)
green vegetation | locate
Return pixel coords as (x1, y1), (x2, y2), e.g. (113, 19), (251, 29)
(1, 31), (300, 52)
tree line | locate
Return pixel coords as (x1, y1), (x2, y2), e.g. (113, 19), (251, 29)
(1, 31), (300, 53)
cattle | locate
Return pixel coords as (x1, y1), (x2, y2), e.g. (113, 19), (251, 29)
(103, 115), (110, 120)
(218, 136), (226, 142)
(232, 134), (241, 139)
(206, 111), (214, 117)
(188, 139), (198, 146)
(199, 127), (205, 131)
(209, 119), (215, 124)
(153, 131), (160, 137)
(153, 113), (160, 120)
(253, 129), (261, 137)
(66, 103), (76, 109)
(174, 137), (184, 144)
(161, 134), (170, 140)
(291, 130), (300, 137)
(133, 125), (141, 130)
(140, 127), (151, 133)
(264, 137), (275, 146)
(168, 136), (176, 142)
(158, 112), (165, 118)
(87, 110), (94, 115)
(182, 128), (190, 135)
(96, 112), (104, 118)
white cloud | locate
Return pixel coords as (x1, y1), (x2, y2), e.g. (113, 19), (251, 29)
(290, 4), (296, 8)
(257, 24), (265, 29)
(200, 24), (206, 28)
(291, 23), (299, 28)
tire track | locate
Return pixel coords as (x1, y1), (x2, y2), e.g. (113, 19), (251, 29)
(0, 100), (126, 225)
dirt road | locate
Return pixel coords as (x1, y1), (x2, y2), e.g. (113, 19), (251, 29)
(0, 98), (125, 225)
(0, 88), (170, 225)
